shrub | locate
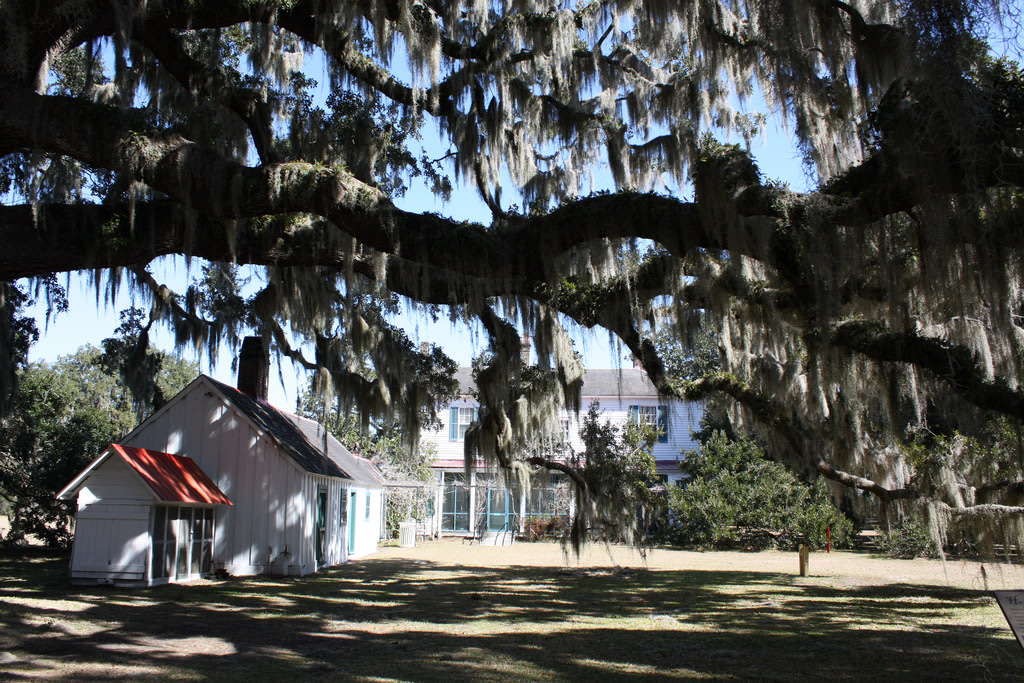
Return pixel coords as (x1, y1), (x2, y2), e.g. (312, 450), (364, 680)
(661, 432), (853, 551)
(524, 515), (568, 541)
(877, 517), (939, 558)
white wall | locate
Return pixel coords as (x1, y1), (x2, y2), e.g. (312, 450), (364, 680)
(423, 393), (703, 470)
(68, 456), (153, 582)
(124, 381), (310, 576)
(122, 379), (381, 577)
(425, 397), (478, 464)
(346, 485), (383, 559)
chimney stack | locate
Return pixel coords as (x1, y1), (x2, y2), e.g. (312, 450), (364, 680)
(238, 336), (269, 401)
(632, 355), (643, 369)
(520, 334), (532, 366)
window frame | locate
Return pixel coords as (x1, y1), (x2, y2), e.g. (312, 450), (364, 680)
(449, 405), (478, 441)
(628, 404), (670, 443)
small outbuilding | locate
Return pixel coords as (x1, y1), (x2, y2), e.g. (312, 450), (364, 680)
(57, 338), (386, 585)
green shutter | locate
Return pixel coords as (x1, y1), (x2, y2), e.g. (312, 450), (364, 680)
(450, 407), (459, 441)
(657, 405), (669, 443)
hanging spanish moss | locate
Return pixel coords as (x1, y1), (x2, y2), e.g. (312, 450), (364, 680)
(1, 0), (1022, 552)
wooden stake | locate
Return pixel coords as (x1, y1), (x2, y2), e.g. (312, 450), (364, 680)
(799, 544), (809, 576)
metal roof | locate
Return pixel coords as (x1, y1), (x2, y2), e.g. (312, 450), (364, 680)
(207, 377), (385, 486)
(288, 413), (388, 486)
(114, 444), (232, 505)
(60, 444), (233, 505)
(454, 366), (659, 398)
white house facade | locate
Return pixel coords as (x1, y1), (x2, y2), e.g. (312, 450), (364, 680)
(58, 339), (385, 585)
(421, 364), (702, 540)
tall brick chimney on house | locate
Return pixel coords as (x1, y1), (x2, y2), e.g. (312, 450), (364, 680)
(237, 336), (269, 401)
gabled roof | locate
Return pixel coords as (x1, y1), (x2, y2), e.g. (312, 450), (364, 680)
(288, 413), (389, 486)
(454, 366), (660, 398)
(206, 377), (385, 486)
(58, 444), (232, 505)
(580, 368), (658, 397)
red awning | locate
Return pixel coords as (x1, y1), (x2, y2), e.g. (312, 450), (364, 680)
(111, 444), (232, 505)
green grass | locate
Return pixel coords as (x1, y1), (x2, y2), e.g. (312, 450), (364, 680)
(0, 545), (1021, 680)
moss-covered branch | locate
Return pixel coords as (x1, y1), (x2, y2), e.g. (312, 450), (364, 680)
(831, 320), (1024, 420)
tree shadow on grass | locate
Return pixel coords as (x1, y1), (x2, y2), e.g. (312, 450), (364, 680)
(1, 549), (1021, 680)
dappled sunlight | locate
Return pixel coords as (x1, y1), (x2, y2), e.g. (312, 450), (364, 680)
(96, 634), (238, 657)
(1, 545), (1022, 679)
(1, 594), (96, 613)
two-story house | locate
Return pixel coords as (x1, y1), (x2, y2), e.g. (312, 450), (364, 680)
(420, 357), (702, 540)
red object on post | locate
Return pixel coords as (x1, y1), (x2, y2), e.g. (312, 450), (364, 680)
(826, 525), (831, 553)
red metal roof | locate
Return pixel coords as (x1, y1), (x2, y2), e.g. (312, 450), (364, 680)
(111, 444), (232, 505)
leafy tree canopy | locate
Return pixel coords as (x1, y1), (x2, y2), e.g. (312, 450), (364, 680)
(0, 341), (198, 547)
(2, 1), (1024, 548)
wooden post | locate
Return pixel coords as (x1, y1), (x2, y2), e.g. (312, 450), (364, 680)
(799, 544), (809, 576)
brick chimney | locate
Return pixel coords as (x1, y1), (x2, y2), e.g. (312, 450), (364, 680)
(237, 336), (269, 401)
(520, 334), (532, 365)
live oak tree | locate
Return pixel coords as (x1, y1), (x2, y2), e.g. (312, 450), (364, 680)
(2, 0), (1024, 550)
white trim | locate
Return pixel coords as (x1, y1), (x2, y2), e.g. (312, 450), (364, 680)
(56, 447), (160, 502)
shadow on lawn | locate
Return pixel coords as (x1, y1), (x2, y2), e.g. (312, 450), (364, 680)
(1, 549), (1021, 680)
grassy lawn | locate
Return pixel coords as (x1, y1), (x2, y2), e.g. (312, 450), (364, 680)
(1, 541), (1022, 680)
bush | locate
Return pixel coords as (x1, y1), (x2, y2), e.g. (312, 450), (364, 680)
(661, 432), (853, 551)
(523, 515), (568, 541)
(877, 517), (939, 559)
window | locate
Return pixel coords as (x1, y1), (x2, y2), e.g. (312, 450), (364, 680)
(560, 418), (571, 442)
(448, 406), (477, 441)
(365, 491), (371, 520)
(628, 404), (669, 443)
(525, 473), (565, 518)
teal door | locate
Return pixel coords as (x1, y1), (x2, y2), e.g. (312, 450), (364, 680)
(315, 490), (327, 565)
(486, 488), (517, 531)
(348, 491), (357, 553)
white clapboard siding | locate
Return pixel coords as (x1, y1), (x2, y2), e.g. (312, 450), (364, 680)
(75, 455), (153, 505)
(123, 381), (310, 576)
(71, 503), (150, 580)
(119, 376), (382, 578)
(422, 397), (478, 464)
(63, 374), (385, 586)
(425, 392), (703, 470)
(347, 486), (383, 559)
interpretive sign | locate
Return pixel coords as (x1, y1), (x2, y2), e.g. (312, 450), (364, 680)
(993, 591), (1024, 650)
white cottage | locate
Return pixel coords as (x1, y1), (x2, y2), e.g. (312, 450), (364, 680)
(57, 338), (386, 585)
